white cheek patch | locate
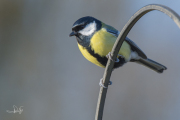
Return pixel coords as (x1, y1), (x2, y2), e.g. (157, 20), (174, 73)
(79, 21), (96, 36)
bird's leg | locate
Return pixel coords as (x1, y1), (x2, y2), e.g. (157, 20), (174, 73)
(106, 52), (124, 62)
(106, 52), (119, 62)
(99, 78), (112, 88)
(117, 54), (125, 59)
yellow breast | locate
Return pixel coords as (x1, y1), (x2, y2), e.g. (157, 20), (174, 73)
(90, 28), (131, 61)
(78, 43), (105, 67)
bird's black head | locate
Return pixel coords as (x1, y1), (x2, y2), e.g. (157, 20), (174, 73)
(69, 16), (102, 47)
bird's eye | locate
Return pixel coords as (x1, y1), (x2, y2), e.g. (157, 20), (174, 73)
(76, 25), (85, 31)
(72, 24), (85, 32)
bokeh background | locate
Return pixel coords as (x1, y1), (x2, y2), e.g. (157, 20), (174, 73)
(0, 0), (180, 120)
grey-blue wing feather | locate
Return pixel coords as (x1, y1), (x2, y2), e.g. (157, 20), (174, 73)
(106, 28), (147, 59)
(106, 28), (119, 37)
(125, 37), (147, 59)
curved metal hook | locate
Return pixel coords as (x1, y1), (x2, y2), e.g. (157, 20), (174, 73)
(95, 4), (180, 120)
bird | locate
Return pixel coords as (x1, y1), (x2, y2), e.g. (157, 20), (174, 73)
(69, 16), (167, 88)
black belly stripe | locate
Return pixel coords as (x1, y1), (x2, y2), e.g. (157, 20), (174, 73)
(114, 57), (126, 69)
(86, 46), (126, 68)
(86, 46), (107, 67)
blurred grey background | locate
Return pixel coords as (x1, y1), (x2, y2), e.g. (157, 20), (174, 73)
(0, 0), (180, 120)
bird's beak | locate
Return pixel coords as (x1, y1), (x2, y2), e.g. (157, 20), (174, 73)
(69, 31), (77, 37)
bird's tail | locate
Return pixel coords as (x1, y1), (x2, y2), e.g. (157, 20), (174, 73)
(135, 58), (167, 73)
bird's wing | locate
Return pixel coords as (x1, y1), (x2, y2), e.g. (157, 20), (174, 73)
(105, 28), (119, 37)
(124, 37), (147, 59)
(105, 27), (147, 59)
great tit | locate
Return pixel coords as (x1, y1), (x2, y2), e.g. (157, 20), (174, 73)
(69, 16), (167, 75)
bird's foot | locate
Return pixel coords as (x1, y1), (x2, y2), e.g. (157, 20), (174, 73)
(106, 52), (124, 62)
(99, 78), (112, 88)
(117, 54), (125, 59)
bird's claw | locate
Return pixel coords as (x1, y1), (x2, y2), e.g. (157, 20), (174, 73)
(108, 81), (112, 85)
(117, 54), (124, 59)
(106, 52), (124, 62)
(99, 78), (112, 88)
